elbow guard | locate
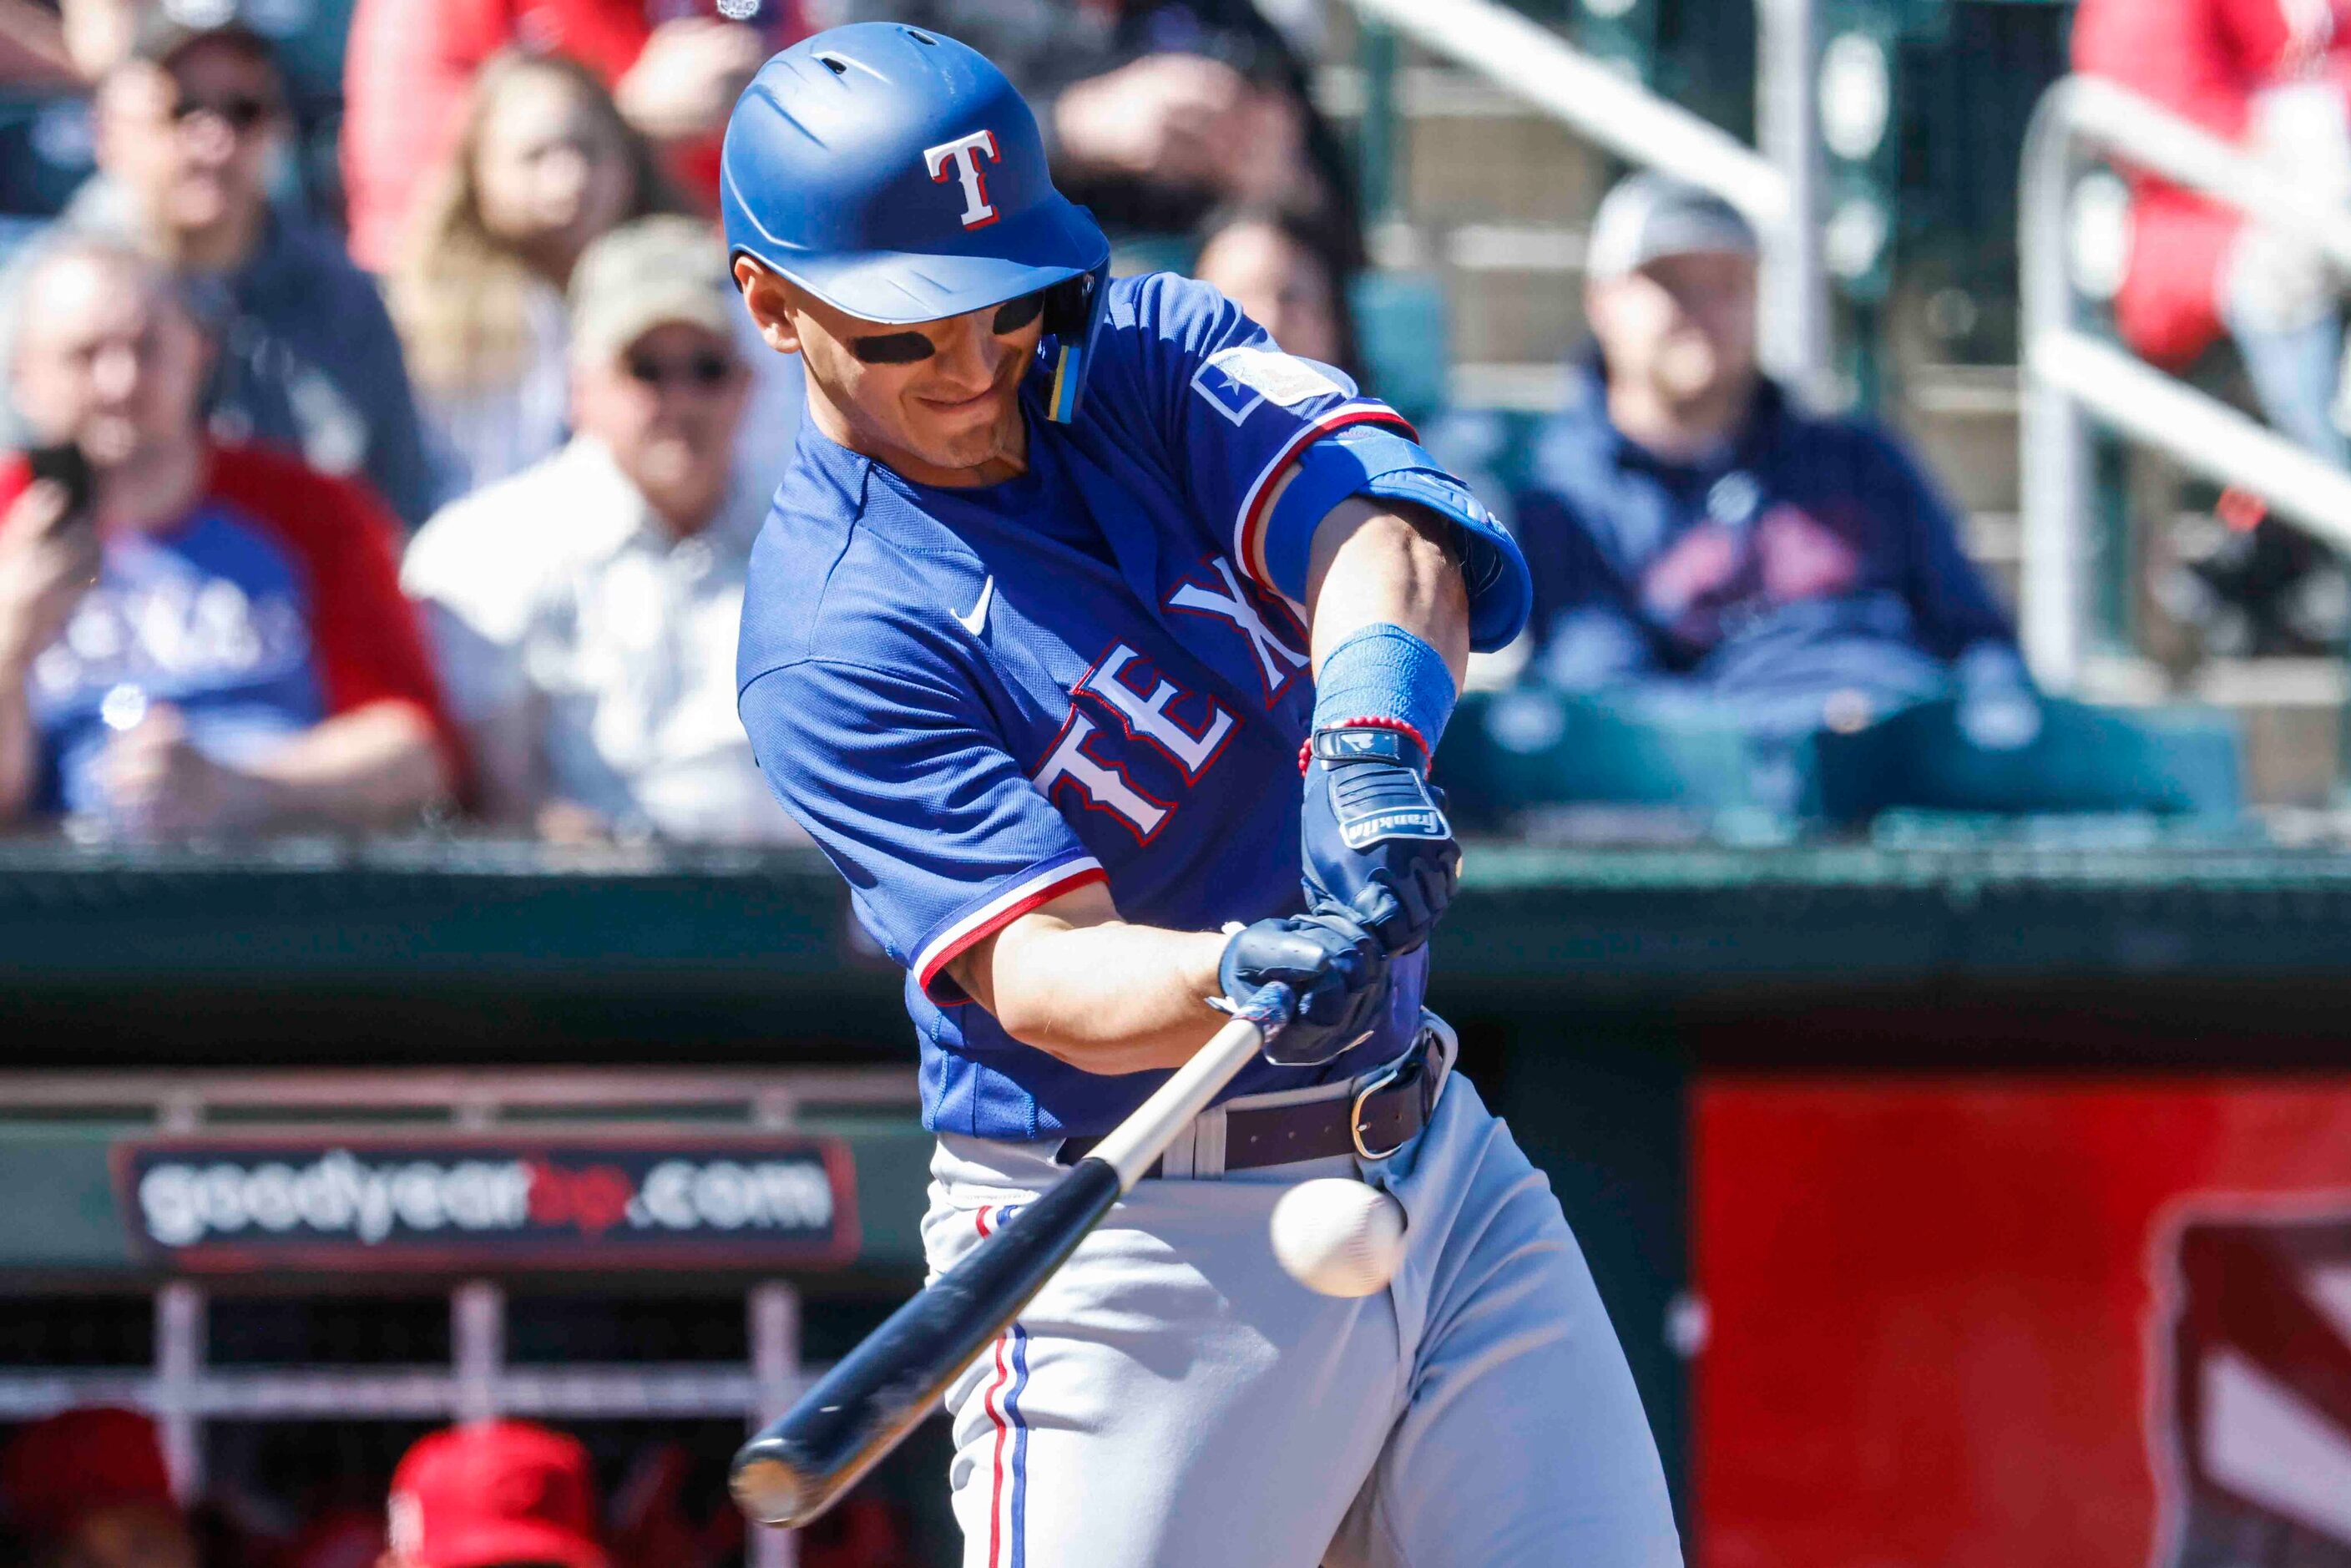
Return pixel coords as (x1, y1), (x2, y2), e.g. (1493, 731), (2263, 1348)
(1262, 425), (1532, 651)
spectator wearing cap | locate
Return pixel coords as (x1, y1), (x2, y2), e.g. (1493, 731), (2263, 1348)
(0, 9), (436, 527)
(380, 1421), (604, 1568)
(0, 240), (460, 835)
(1513, 172), (2040, 750)
(0, 1406), (197, 1568)
(402, 216), (803, 846)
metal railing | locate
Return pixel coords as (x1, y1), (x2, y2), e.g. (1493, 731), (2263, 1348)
(1343, 0), (1831, 400)
(2020, 74), (2351, 690)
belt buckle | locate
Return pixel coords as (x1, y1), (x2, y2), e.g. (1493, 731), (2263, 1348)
(1350, 1049), (1423, 1161)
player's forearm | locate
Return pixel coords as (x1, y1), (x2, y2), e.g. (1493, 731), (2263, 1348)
(245, 701), (452, 828)
(953, 915), (1228, 1075)
(1302, 498), (1470, 685)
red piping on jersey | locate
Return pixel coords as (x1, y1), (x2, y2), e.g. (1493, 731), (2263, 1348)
(1232, 405), (1418, 599)
(916, 864), (1110, 1002)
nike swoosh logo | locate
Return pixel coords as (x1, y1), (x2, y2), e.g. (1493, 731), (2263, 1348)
(956, 574), (993, 636)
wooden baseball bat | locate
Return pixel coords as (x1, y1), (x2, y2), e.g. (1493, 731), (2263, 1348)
(730, 982), (1297, 1530)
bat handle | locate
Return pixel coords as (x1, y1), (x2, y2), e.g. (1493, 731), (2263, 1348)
(728, 982), (1297, 1530)
(1084, 981), (1294, 1191)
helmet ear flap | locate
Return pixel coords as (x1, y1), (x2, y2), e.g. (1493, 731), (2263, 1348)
(1039, 268), (1106, 424)
(1042, 273), (1094, 341)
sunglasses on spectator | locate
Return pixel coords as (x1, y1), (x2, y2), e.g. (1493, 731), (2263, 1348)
(849, 290), (1047, 366)
(624, 348), (740, 388)
(169, 93), (278, 131)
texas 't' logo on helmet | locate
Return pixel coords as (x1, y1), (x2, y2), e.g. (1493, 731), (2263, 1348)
(924, 130), (1003, 230)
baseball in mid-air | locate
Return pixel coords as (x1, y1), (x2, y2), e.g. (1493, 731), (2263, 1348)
(1270, 1178), (1408, 1297)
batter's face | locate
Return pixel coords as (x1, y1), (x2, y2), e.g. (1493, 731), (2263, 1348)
(736, 262), (1045, 488)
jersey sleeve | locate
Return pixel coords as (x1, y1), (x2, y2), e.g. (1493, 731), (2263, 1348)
(740, 655), (1107, 1004)
(1115, 273), (1531, 650)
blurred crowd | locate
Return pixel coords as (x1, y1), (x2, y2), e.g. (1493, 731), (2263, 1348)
(12, 0), (2332, 852)
(0, 1405), (917, 1568)
(0, 0), (1386, 846)
(2074, 0), (2351, 658)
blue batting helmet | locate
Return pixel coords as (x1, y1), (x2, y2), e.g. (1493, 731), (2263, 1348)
(720, 23), (1113, 422)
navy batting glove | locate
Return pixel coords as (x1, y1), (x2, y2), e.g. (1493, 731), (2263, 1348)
(1219, 909), (1389, 1068)
(1300, 723), (1460, 955)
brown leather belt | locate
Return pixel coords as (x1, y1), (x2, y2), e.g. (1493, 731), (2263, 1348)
(1057, 1033), (1443, 1177)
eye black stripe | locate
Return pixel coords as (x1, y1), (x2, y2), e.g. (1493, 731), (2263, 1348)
(991, 291), (1044, 334)
(850, 331), (935, 365)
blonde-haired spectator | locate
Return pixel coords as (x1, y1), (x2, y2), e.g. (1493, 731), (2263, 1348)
(341, 0), (782, 277)
(388, 51), (679, 508)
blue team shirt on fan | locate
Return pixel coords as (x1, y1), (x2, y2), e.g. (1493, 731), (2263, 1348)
(26, 500), (326, 816)
(738, 272), (1524, 1140)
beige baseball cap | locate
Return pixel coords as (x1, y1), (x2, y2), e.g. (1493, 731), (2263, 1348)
(569, 216), (739, 367)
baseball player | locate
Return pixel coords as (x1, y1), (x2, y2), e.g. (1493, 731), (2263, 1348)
(726, 24), (1680, 1566)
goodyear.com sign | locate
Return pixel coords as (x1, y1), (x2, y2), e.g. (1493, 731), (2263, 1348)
(114, 1136), (857, 1272)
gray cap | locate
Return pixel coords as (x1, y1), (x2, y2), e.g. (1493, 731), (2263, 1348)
(569, 216), (739, 367)
(1585, 172), (1758, 281)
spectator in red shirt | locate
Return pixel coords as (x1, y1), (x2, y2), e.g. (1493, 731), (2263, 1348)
(0, 1406), (196, 1568)
(341, 0), (790, 275)
(0, 239), (460, 835)
(2075, 0), (2351, 463)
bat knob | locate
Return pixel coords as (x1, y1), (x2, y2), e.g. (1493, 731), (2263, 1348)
(1237, 979), (1297, 1036)
(731, 1452), (815, 1529)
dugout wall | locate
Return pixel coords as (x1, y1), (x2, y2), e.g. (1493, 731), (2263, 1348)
(0, 1066), (948, 1567)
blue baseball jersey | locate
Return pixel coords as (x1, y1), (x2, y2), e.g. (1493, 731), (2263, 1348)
(737, 272), (1525, 1140)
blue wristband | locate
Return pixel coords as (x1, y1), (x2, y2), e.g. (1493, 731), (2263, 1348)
(1312, 623), (1458, 765)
